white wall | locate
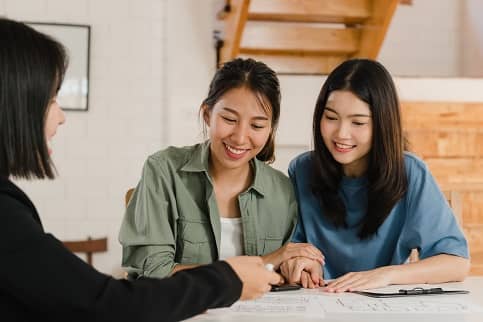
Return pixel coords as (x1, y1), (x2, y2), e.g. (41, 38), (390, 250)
(461, 0), (483, 77)
(2, 0), (483, 276)
(2, 0), (167, 276)
(378, 0), (462, 77)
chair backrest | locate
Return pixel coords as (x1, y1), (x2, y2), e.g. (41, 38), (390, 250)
(125, 188), (135, 207)
(63, 237), (108, 266)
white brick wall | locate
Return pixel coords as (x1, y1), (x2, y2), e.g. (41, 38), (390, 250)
(2, 0), (483, 277)
(4, 0), (167, 276)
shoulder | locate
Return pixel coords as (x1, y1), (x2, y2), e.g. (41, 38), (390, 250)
(148, 144), (198, 165)
(403, 152), (430, 178)
(288, 151), (312, 175)
(256, 161), (292, 187)
(0, 190), (43, 243)
(143, 144), (202, 173)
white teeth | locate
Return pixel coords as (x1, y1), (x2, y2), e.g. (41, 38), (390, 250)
(335, 142), (354, 149)
(225, 144), (245, 154)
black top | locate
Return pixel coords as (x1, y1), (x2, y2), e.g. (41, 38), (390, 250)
(0, 177), (242, 322)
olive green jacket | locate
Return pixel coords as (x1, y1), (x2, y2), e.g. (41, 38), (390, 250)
(119, 141), (298, 278)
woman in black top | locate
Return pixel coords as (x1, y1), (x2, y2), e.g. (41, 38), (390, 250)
(0, 18), (281, 322)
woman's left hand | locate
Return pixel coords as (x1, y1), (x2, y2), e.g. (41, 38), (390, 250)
(325, 266), (395, 292)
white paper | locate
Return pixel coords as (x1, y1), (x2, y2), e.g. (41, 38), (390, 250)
(318, 285), (483, 314)
(208, 292), (325, 318)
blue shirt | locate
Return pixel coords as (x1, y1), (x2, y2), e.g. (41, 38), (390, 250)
(289, 152), (469, 279)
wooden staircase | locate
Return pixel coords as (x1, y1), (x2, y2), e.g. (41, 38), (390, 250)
(217, 0), (406, 74)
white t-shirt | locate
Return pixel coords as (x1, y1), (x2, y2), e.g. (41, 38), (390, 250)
(219, 217), (244, 260)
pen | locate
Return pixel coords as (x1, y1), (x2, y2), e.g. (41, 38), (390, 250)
(398, 287), (443, 295)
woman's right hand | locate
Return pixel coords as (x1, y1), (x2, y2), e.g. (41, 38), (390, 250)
(225, 256), (283, 301)
(280, 256), (324, 288)
(261, 242), (325, 269)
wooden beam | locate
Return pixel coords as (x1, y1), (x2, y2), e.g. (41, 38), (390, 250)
(240, 22), (360, 55)
(401, 101), (483, 129)
(248, 0), (371, 24)
(240, 54), (347, 74)
(406, 129), (483, 158)
(425, 158), (483, 187)
(354, 0), (399, 58)
(220, 0), (250, 64)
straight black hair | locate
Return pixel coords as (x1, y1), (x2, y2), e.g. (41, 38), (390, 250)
(201, 58), (281, 163)
(0, 18), (67, 179)
(311, 59), (408, 239)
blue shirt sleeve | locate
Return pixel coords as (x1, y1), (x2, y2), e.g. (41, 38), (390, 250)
(288, 158), (307, 243)
(400, 156), (469, 260)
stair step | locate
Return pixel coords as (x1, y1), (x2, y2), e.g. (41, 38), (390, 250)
(248, 0), (370, 24)
(240, 22), (360, 55)
(240, 54), (347, 74)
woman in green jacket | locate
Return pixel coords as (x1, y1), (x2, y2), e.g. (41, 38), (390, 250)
(119, 58), (323, 279)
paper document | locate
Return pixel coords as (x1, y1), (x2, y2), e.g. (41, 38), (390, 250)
(208, 292), (325, 318)
(319, 285), (483, 314)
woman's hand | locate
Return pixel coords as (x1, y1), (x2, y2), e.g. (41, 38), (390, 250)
(279, 256), (324, 288)
(225, 256), (283, 301)
(325, 266), (395, 292)
(261, 242), (324, 270)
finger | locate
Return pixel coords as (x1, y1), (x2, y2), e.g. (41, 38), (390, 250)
(326, 274), (351, 291)
(306, 272), (315, 289)
(310, 266), (322, 285)
(289, 262), (305, 284)
(294, 245), (324, 261)
(268, 272), (283, 285)
(300, 271), (309, 288)
(331, 275), (362, 292)
(280, 262), (289, 279)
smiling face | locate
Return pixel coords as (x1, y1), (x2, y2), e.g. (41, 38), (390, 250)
(203, 86), (272, 173)
(320, 90), (372, 177)
(44, 96), (65, 155)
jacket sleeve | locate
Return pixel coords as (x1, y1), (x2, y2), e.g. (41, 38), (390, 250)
(0, 194), (242, 322)
(119, 156), (179, 278)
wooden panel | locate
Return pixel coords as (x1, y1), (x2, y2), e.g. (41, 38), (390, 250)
(425, 158), (483, 187)
(354, 0), (399, 58)
(240, 54), (346, 74)
(461, 190), (483, 224)
(406, 129), (483, 158)
(401, 101), (483, 129)
(469, 250), (483, 275)
(248, 0), (371, 24)
(220, 0), (250, 63)
(240, 22), (360, 55)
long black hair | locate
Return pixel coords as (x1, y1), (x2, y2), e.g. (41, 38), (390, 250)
(0, 18), (67, 179)
(201, 58), (281, 163)
(311, 59), (407, 239)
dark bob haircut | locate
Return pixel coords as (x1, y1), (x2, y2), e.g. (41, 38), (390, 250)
(311, 59), (407, 239)
(201, 58), (281, 164)
(0, 18), (67, 179)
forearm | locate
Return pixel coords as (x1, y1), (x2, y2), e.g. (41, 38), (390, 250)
(387, 254), (470, 284)
(171, 263), (200, 275)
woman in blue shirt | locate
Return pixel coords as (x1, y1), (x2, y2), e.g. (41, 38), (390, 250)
(281, 59), (470, 292)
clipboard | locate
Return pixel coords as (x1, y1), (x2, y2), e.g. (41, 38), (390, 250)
(353, 287), (469, 298)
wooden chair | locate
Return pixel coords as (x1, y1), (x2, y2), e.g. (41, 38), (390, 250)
(63, 237), (108, 266)
(408, 190), (462, 262)
(125, 188), (135, 207)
